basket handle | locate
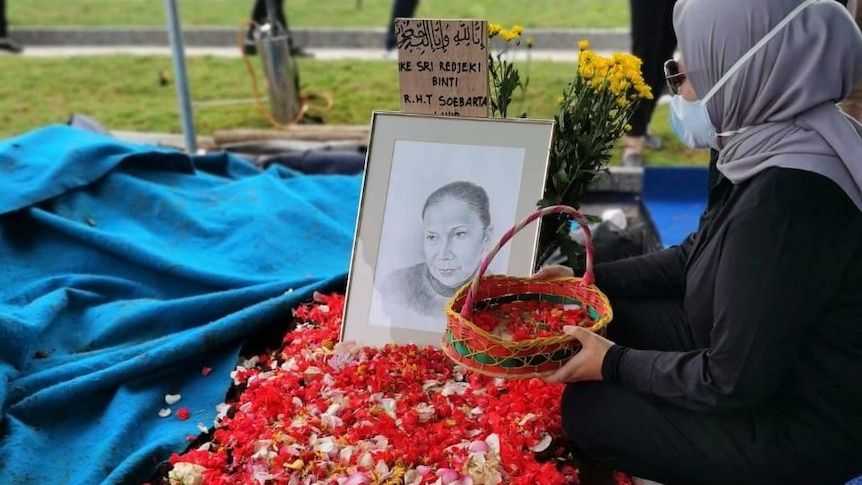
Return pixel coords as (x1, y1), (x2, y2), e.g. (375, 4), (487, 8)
(461, 205), (595, 320)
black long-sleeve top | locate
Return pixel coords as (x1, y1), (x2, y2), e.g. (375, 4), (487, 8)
(596, 166), (862, 429)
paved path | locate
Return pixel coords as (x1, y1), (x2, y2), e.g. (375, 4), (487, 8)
(13, 45), (588, 62)
(9, 26), (631, 52)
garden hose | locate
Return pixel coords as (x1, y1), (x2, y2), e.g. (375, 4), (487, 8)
(237, 21), (334, 129)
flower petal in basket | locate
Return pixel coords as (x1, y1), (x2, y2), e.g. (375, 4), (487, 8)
(442, 206), (613, 379)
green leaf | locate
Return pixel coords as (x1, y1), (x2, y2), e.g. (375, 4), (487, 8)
(558, 235), (585, 269)
(536, 196), (561, 208)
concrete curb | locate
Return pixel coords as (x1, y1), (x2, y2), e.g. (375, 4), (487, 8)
(11, 27), (631, 51)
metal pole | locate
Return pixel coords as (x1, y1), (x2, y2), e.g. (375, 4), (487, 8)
(164, 0), (198, 153)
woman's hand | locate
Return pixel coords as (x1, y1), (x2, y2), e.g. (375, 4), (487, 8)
(532, 265), (613, 383)
(531, 264), (574, 280)
(544, 325), (614, 384)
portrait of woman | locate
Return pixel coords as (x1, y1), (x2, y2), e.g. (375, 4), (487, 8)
(366, 139), (525, 335)
(378, 181), (493, 326)
(343, 115), (554, 348)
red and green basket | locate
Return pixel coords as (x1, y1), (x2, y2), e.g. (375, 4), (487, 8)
(442, 205), (613, 379)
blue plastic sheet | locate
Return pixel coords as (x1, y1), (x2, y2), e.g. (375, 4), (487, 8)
(0, 126), (361, 484)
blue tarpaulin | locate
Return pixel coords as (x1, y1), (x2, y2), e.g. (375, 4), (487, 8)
(641, 166), (709, 248)
(0, 126), (361, 484)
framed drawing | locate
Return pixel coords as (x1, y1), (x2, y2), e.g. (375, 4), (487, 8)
(341, 112), (554, 348)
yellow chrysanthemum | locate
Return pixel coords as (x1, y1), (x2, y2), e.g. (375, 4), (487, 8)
(635, 83), (654, 100)
(578, 39), (590, 51)
(511, 25), (524, 37)
(499, 29), (519, 42)
(592, 57), (609, 76)
(579, 65), (596, 80)
(488, 23), (502, 37)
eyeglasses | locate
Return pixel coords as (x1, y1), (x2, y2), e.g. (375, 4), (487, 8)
(663, 59), (687, 95)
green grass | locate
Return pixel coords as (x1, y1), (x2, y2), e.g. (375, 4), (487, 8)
(0, 55), (707, 166)
(8, 0), (630, 29)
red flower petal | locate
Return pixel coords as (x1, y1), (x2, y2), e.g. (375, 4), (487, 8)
(176, 407), (191, 421)
(165, 294), (630, 484)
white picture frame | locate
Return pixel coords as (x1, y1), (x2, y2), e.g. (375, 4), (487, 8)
(341, 112), (554, 348)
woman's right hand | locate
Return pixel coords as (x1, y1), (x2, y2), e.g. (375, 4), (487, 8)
(531, 265), (574, 280)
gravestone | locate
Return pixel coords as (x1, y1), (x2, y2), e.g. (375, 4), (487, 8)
(395, 19), (490, 118)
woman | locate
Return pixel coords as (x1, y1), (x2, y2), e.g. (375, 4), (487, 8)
(380, 181), (493, 327)
(534, 1), (862, 484)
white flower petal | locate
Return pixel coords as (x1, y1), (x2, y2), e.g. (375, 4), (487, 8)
(375, 459), (390, 475)
(422, 380), (442, 391)
(379, 398), (397, 419)
(532, 434), (553, 453)
(168, 462), (206, 485)
(357, 452), (374, 468)
(485, 434), (501, 454)
(440, 382), (470, 397)
(339, 446), (355, 463)
(312, 437), (337, 455)
(518, 413), (537, 426)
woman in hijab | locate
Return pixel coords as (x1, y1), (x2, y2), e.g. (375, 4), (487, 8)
(534, 0), (862, 484)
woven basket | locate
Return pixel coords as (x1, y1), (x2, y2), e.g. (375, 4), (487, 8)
(442, 205), (613, 379)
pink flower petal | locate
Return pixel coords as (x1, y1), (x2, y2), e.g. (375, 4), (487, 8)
(344, 472), (370, 485)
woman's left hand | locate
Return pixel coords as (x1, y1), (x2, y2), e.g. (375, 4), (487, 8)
(544, 325), (615, 384)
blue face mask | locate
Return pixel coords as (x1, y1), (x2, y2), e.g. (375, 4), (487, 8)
(669, 0), (815, 150)
(670, 96), (717, 150)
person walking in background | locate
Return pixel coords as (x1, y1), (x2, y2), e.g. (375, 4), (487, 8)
(383, 0), (420, 56)
(839, 0), (862, 122)
(0, 0), (23, 54)
(244, 0), (310, 57)
(622, 0), (677, 167)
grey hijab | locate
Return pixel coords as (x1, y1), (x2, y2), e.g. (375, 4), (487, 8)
(674, 0), (862, 211)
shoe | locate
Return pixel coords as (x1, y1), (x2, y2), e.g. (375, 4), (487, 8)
(0, 38), (23, 54)
(290, 46), (313, 58)
(645, 133), (663, 150)
(243, 28), (258, 56)
(623, 152), (644, 167)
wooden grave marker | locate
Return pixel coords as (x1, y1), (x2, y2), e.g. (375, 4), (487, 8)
(395, 19), (489, 118)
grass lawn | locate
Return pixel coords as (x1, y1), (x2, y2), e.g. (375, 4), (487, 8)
(8, 0), (630, 29)
(0, 55), (707, 166)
